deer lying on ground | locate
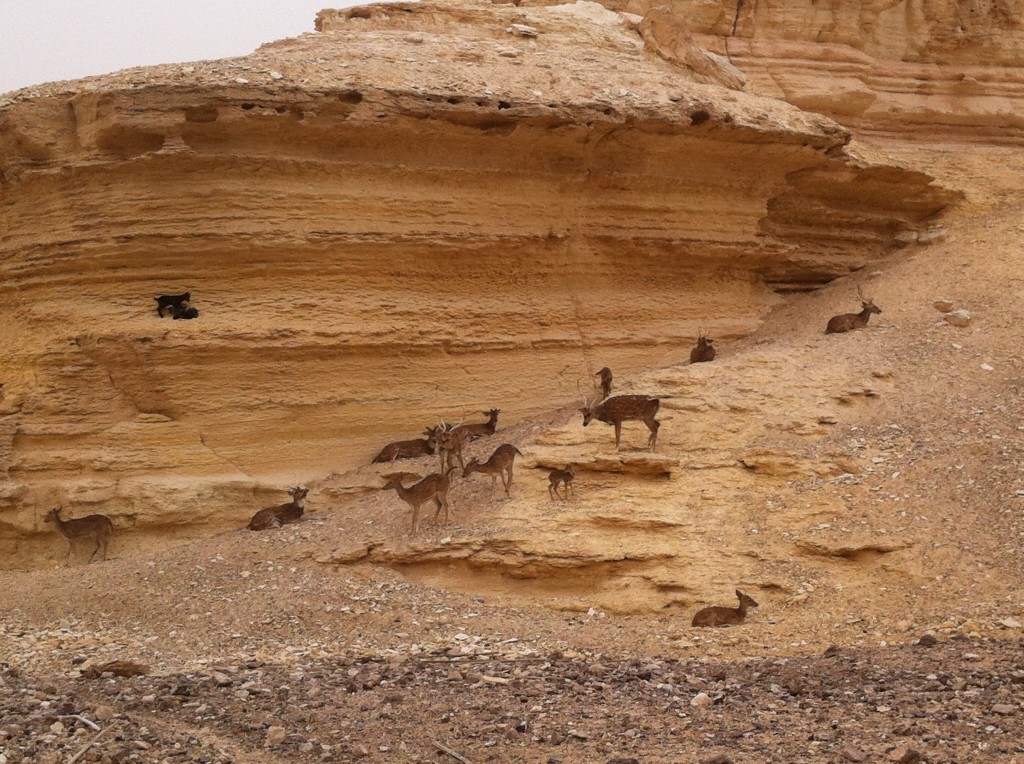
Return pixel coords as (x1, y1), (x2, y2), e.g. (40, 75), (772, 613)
(45, 506), (114, 563)
(462, 443), (523, 497)
(825, 288), (882, 334)
(691, 589), (760, 627)
(581, 394), (661, 451)
(689, 334), (716, 363)
(382, 468), (457, 535)
(248, 486), (309, 531)
(547, 464), (576, 501)
(595, 367), (613, 400)
(373, 429), (438, 464)
(172, 304), (199, 320)
(453, 409), (501, 442)
(155, 291), (191, 317)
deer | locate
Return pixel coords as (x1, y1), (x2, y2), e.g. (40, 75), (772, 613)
(172, 304), (199, 320)
(462, 443), (524, 497)
(452, 409), (501, 442)
(44, 506), (114, 563)
(155, 291), (191, 317)
(547, 464), (576, 501)
(691, 589), (760, 627)
(581, 394), (661, 451)
(372, 429), (438, 464)
(248, 486), (309, 531)
(825, 287), (882, 334)
(689, 334), (716, 363)
(434, 423), (467, 473)
(594, 367), (613, 400)
(381, 468), (457, 535)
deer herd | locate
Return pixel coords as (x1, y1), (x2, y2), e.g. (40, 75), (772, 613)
(40, 289), (883, 626)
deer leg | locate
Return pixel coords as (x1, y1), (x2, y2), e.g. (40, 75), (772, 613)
(503, 468), (512, 497)
(88, 537), (101, 563)
(648, 419), (660, 451)
(410, 502), (421, 535)
(613, 421), (622, 450)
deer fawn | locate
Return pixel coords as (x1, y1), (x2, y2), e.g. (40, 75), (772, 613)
(462, 444), (523, 497)
(689, 334), (716, 363)
(581, 395), (661, 451)
(825, 288), (882, 334)
(453, 409), (501, 442)
(248, 486), (309, 531)
(373, 428), (438, 463)
(382, 468), (457, 535)
(691, 589), (760, 627)
(594, 367), (613, 400)
(154, 291), (191, 317)
(45, 506), (114, 563)
(547, 465), (576, 501)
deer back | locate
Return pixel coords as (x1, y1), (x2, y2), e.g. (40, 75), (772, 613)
(597, 395), (660, 422)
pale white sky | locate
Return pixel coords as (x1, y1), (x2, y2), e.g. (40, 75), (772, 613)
(0, 1), (360, 94)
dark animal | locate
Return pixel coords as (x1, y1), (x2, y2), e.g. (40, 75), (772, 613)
(382, 468), (457, 535)
(462, 444), (524, 497)
(45, 506), (113, 563)
(689, 335), (716, 363)
(581, 394), (661, 451)
(373, 429), (438, 463)
(155, 292), (191, 317)
(826, 289), (882, 334)
(547, 465), (576, 501)
(452, 409), (501, 442)
(691, 589), (760, 627)
(595, 367), (613, 400)
(172, 304), (199, 320)
(248, 486), (309, 531)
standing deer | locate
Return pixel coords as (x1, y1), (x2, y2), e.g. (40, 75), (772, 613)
(44, 506), (114, 563)
(547, 465), (576, 501)
(825, 288), (882, 334)
(372, 428), (438, 464)
(462, 444), (523, 497)
(691, 589), (760, 627)
(248, 486), (309, 531)
(594, 367), (613, 400)
(382, 467), (457, 535)
(434, 423), (467, 473)
(689, 334), (716, 363)
(581, 395), (661, 451)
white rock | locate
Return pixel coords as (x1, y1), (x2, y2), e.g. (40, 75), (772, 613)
(265, 726), (287, 746)
(507, 23), (538, 38)
(980, 363), (994, 371)
(690, 691), (713, 707)
(919, 226), (947, 243)
(944, 309), (971, 327)
(269, 70), (284, 80)
(999, 617), (1022, 628)
(933, 299), (954, 312)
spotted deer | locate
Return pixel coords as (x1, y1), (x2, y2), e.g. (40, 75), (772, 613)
(581, 394), (661, 451)
(382, 468), (457, 535)
(372, 429), (438, 463)
(547, 465), (576, 501)
(825, 288), (882, 334)
(689, 334), (716, 363)
(594, 367), (613, 400)
(44, 506), (114, 563)
(691, 589), (760, 627)
(462, 443), (523, 497)
(248, 486), (308, 531)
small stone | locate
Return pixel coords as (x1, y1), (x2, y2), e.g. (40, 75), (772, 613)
(265, 726), (287, 747)
(95, 705), (116, 721)
(840, 745), (867, 762)
(351, 745), (370, 758)
(896, 750), (923, 764)
(507, 23), (538, 37)
(999, 617), (1022, 628)
(49, 720), (65, 735)
(235, 77), (250, 84)
(701, 756), (734, 764)
(993, 703), (1017, 715)
(918, 226), (947, 243)
(980, 363), (994, 371)
(933, 299), (954, 312)
(212, 671), (232, 687)
(944, 309), (971, 327)
(268, 70), (284, 80)
(690, 692), (713, 707)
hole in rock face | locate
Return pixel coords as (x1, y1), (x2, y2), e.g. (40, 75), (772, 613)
(689, 110), (711, 125)
(241, 103), (257, 110)
(498, 101), (512, 110)
(184, 106), (219, 123)
(338, 90), (363, 104)
(94, 126), (165, 157)
(447, 97), (462, 105)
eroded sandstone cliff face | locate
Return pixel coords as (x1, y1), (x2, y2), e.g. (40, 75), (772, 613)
(0, 0), (954, 566)
(525, 0), (1024, 139)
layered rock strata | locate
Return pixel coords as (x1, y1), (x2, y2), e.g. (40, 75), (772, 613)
(0, 0), (953, 566)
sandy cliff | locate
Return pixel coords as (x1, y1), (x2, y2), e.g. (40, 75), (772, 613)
(0, 0), (955, 566)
